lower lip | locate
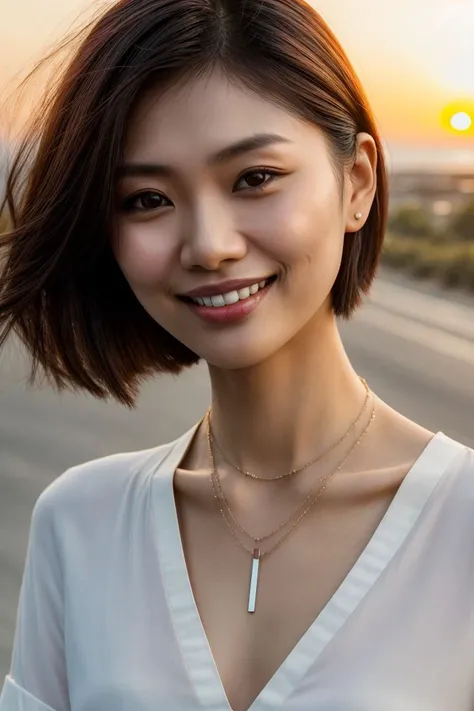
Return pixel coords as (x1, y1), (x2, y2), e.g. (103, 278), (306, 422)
(182, 281), (275, 324)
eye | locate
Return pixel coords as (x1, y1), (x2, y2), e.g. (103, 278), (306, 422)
(233, 169), (281, 193)
(120, 191), (171, 213)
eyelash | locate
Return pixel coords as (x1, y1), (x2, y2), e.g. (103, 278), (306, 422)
(120, 168), (283, 214)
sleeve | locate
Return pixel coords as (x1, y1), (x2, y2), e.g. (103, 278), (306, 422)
(0, 487), (70, 711)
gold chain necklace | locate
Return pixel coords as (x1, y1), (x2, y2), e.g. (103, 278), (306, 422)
(209, 385), (372, 544)
(209, 377), (369, 481)
(208, 396), (375, 553)
(207, 395), (376, 613)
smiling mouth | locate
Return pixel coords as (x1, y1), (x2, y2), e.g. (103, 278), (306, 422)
(179, 275), (277, 309)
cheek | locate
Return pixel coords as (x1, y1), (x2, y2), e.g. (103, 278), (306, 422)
(248, 179), (343, 264)
(112, 222), (174, 289)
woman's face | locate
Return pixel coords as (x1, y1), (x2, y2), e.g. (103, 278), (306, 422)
(113, 69), (376, 369)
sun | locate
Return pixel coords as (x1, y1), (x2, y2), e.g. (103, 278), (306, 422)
(450, 112), (472, 132)
(441, 100), (474, 135)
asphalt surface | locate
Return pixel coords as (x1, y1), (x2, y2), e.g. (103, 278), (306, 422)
(1, 271), (473, 678)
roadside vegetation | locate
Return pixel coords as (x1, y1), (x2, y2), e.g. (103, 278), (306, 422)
(383, 197), (474, 294)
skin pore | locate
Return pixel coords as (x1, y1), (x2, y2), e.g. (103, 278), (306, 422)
(113, 68), (434, 711)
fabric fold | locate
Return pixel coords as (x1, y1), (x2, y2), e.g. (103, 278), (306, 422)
(0, 676), (59, 711)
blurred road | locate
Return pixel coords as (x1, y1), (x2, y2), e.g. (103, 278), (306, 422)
(1, 270), (473, 677)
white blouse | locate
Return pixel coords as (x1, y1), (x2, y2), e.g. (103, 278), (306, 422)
(1, 424), (474, 711)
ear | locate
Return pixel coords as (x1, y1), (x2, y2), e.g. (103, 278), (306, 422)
(344, 133), (378, 233)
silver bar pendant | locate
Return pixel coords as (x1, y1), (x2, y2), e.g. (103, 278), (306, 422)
(248, 548), (261, 613)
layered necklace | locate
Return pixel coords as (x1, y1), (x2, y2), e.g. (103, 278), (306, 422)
(206, 378), (376, 613)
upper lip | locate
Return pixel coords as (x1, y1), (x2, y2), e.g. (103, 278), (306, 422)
(180, 276), (274, 298)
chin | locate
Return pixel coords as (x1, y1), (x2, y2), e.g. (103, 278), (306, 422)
(188, 338), (281, 372)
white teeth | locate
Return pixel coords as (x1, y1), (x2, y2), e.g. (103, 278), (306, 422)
(211, 294), (226, 307)
(223, 290), (240, 305)
(190, 278), (272, 307)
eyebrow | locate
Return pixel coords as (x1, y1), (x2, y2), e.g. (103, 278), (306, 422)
(115, 133), (292, 179)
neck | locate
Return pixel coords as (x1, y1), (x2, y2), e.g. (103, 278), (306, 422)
(207, 312), (367, 478)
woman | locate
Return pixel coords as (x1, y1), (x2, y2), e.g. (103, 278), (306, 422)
(0, 0), (473, 709)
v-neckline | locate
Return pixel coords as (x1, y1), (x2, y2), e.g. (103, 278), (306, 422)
(151, 426), (462, 711)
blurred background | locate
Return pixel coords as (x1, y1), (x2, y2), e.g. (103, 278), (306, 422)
(1, 0), (474, 679)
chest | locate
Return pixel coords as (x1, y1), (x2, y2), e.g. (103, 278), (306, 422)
(65, 463), (474, 711)
(175, 485), (396, 711)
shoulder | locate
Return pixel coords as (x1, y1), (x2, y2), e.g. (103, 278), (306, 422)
(431, 432), (474, 476)
(433, 433), (474, 506)
(439, 432), (474, 470)
(31, 434), (186, 533)
(456, 438), (474, 478)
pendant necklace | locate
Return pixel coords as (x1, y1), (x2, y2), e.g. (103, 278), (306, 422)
(206, 386), (376, 613)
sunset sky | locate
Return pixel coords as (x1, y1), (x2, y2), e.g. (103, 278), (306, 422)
(1, 0), (474, 168)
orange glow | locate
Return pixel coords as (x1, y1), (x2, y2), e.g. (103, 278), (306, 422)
(1, 0), (474, 153)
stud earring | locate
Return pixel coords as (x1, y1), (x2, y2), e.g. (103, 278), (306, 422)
(355, 212), (363, 221)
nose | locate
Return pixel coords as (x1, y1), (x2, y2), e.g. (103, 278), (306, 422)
(180, 197), (247, 271)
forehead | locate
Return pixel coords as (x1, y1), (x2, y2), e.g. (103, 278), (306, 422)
(123, 69), (322, 162)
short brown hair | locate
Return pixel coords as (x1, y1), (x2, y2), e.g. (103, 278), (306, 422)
(0, 0), (388, 407)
